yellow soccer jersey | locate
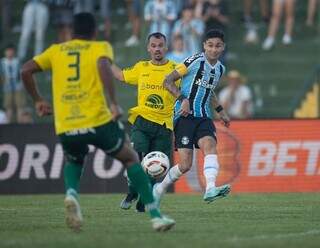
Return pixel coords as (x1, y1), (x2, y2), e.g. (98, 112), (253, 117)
(122, 60), (179, 130)
(33, 39), (114, 134)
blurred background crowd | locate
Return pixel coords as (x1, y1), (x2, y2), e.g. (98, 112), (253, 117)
(0, 0), (319, 124)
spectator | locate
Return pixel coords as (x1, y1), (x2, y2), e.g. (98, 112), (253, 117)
(201, 0), (229, 63)
(306, 0), (318, 27)
(262, 0), (296, 51)
(243, 0), (270, 44)
(218, 70), (253, 119)
(144, 0), (177, 40)
(1, 0), (13, 35)
(0, 109), (9, 124)
(0, 44), (26, 123)
(172, 5), (204, 56)
(125, 0), (142, 46)
(49, 0), (75, 43)
(99, 0), (112, 41)
(19, 107), (34, 124)
(73, 0), (94, 14)
(166, 34), (189, 63)
(202, 0), (229, 34)
(17, 0), (49, 60)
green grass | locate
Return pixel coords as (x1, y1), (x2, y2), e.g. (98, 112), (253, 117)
(0, 193), (320, 248)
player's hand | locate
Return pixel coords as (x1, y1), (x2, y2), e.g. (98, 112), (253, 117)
(35, 99), (52, 117)
(218, 110), (230, 128)
(179, 98), (191, 117)
(110, 103), (123, 121)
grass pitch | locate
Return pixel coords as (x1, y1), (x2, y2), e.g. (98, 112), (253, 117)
(0, 193), (319, 248)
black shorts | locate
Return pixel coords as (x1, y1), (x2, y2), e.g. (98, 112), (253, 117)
(174, 116), (216, 149)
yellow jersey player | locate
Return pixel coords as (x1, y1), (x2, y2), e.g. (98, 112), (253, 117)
(21, 13), (175, 232)
(111, 32), (179, 212)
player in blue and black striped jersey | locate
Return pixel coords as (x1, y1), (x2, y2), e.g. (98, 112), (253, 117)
(153, 29), (231, 206)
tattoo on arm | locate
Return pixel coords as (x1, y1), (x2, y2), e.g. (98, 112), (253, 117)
(163, 70), (182, 97)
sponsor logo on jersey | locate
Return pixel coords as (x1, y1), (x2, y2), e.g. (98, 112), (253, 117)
(145, 94), (164, 109)
(141, 83), (164, 91)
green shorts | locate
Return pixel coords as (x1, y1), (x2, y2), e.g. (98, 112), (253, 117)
(131, 116), (173, 160)
(59, 120), (125, 164)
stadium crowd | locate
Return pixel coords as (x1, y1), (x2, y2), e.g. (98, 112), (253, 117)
(0, 0), (318, 123)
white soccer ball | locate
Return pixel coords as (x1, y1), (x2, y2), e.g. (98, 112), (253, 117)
(142, 151), (170, 178)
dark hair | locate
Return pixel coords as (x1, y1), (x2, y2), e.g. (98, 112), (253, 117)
(5, 43), (15, 50)
(73, 12), (96, 38)
(203, 29), (225, 42)
(147, 32), (167, 43)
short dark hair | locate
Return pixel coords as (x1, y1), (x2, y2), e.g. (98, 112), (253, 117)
(147, 32), (167, 43)
(73, 12), (96, 38)
(203, 29), (225, 42)
(5, 43), (15, 50)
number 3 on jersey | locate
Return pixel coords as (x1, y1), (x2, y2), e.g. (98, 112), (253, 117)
(67, 51), (80, 81)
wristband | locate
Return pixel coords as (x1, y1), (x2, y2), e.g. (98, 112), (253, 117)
(177, 94), (187, 102)
(215, 105), (223, 113)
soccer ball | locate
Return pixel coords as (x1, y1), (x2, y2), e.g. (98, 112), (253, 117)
(142, 151), (170, 178)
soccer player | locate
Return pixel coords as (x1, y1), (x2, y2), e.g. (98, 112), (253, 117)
(111, 32), (179, 212)
(153, 29), (231, 206)
(20, 12), (175, 232)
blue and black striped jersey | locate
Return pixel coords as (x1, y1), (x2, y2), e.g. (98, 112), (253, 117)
(174, 52), (225, 121)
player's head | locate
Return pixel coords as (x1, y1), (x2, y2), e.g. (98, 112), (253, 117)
(4, 43), (16, 59)
(203, 29), (225, 62)
(172, 34), (184, 52)
(73, 12), (96, 39)
(147, 32), (168, 62)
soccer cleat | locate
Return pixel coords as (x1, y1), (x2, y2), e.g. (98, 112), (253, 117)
(262, 37), (274, 51)
(64, 195), (83, 232)
(120, 192), (138, 210)
(135, 199), (145, 213)
(151, 216), (176, 232)
(203, 184), (231, 203)
(282, 34), (292, 45)
(152, 183), (162, 208)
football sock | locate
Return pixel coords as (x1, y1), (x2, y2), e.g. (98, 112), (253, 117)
(127, 177), (137, 195)
(156, 164), (183, 196)
(203, 154), (219, 191)
(127, 163), (161, 218)
(64, 162), (83, 198)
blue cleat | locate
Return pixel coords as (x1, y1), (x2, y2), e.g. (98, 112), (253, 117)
(203, 184), (231, 203)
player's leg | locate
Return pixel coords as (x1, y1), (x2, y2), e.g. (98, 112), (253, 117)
(133, 118), (171, 212)
(196, 119), (231, 203)
(4, 92), (14, 123)
(153, 117), (194, 206)
(121, 118), (151, 211)
(96, 121), (175, 231)
(59, 132), (89, 231)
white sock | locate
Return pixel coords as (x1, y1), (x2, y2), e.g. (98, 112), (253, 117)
(156, 165), (183, 196)
(203, 154), (219, 191)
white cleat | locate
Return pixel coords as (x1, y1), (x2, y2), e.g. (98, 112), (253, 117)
(64, 195), (83, 232)
(282, 34), (292, 45)
(262, 37), (275, 51)
(151, 216), (176, 232)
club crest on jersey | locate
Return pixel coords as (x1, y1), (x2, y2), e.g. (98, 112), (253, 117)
(181, 136), (190, 145)
(145, 94), (164, 109)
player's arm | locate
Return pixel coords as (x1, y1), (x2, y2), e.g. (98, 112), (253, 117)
(21, 60), (52, 116)
(163, 69), (190, 117)
(212, 91), (230, 127)
(111, 63), (124, 81)
(97, 57), (122, 120)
